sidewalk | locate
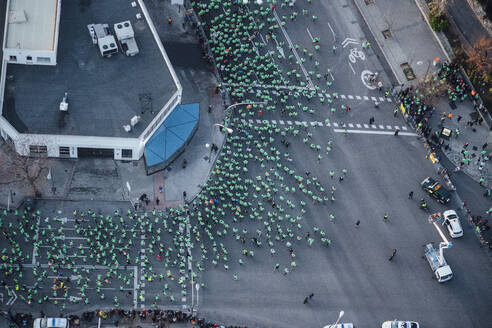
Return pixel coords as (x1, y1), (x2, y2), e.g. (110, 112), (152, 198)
(353, 0), (490, 185)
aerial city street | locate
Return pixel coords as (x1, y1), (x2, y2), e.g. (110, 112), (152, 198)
(0, 0), (491, 327)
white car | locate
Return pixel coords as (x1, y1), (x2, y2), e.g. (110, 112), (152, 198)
(382, 320), (419, 328)
(33, 318), (69, 328)
(443, 210), (463, 238)
(324, 324), (354, 328)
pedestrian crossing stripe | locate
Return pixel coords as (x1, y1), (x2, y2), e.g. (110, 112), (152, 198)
(379, 97), (385, 102)
(239, 118), (409, 132)
(340, 95), (346, 99)
(371, 97), (377, 101)
(356, 96), (361, 100)
(364, 96), (369, 100)
(348, 95), (354, 99)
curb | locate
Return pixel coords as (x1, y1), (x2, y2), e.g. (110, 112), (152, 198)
(413, 0), (453, 62)
(351, 0), (403, 86)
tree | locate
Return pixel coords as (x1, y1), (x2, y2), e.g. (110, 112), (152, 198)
(465, 36), (492, 72)
(0, 142), (49, 198)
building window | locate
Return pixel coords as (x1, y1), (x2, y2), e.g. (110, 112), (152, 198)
(122, 149), (133, 158)
(9, 56), (17, 62)
(29, 145), (48, 156)
(37, 57), (51, 63)
(26, 56), (32, 61)
(59, 146), (70, 157)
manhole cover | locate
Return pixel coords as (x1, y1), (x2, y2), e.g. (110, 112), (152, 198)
(400, 62), (416, 81)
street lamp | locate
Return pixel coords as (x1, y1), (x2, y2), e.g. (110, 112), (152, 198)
(206, 123), (233, 162)
(323, 310), (344, 328)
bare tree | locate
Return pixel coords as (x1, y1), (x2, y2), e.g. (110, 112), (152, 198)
(465, 35), (492, 71)
(0, 142), (49, 197)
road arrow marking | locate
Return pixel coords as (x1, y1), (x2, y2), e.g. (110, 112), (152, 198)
(6, 290), (17, 306)
(342, 37), (359, 48)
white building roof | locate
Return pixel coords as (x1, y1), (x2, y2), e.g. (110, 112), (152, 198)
(4, 0), (60, 51)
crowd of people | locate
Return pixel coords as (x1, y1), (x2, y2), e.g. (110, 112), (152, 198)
(0, 0), (349, 321)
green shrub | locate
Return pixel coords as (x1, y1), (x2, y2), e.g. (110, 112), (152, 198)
(428, 10), (449, 32)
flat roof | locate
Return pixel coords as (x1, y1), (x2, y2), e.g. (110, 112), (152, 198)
(4, 0), (59, 51)
(2, 0), (176, 138)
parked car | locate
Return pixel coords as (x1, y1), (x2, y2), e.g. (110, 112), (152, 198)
(421, 177), (451, 204)
(33, 318), (69, 328)
(382, 320), (419, 328)
(443, 210), (463, 238)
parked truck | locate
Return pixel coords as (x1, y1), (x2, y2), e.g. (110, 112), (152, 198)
(424, 214), (453, 283)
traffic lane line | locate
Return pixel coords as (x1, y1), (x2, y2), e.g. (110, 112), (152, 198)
(333, 129), (418, 136)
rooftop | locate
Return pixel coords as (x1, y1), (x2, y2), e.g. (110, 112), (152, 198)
(2, 0), (176, 138)
(4, 0), (59, 51)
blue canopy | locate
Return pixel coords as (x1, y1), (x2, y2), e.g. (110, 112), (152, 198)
(145, 103), (199, 168)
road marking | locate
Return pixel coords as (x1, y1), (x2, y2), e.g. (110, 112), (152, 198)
(327, 22), (336, 41)
(394, 126), (400, 130)
(348, 62), (356, 75)
(6, 290), (16, 306)
(256, 119), (262, 124)
(364, 96), (369, 100)
(371, 97), (377, 101)
(318, 93), (323, 97)
(271, 120), (276, 124)
(364, 124), (369, 128)
(334, 129), (418, 136)
(402, 126), (408, 130)
(306, 28), (314, 42)
(348, 123), (354, 128)
(342, 37), (359, 48)
(340, 95), (346, 99)
(333, 123), (339, 127)
(273, 10), (315, 89)
(379, 97), (385, 102)
(356, 124), (362, 128)
(371, 125), (377, 129)
(55, 236), (85, 240)
(249, 119), (253, 124)
(287, 121), (292, 125)
(325, 93), (331, 98)
(379, 125), (385, 129)
(386, 125), (393, 129)
(356, 95), (361, 100)
(348, 95), (354, 99)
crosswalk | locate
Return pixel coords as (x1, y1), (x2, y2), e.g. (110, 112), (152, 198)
(240, 118), (418, 136)
(223, 83), (393, 103)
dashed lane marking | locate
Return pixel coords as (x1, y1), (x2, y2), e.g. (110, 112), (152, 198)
(334, 129), (418, 136)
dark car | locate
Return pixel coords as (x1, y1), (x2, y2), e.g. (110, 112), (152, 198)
(421, 177), (451, 204)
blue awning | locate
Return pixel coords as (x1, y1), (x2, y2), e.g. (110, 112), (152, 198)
(145, 103), (199, 168)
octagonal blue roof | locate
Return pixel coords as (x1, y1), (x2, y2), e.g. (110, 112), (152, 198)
(145, 103), (199, 167)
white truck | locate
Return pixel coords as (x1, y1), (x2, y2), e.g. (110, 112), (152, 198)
(33, 318), (69, 328)
(424, 214), (453, 283)
(424, 243), (453, 282)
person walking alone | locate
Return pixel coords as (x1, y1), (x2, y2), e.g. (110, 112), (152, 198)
(389, 249), (397, 261)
